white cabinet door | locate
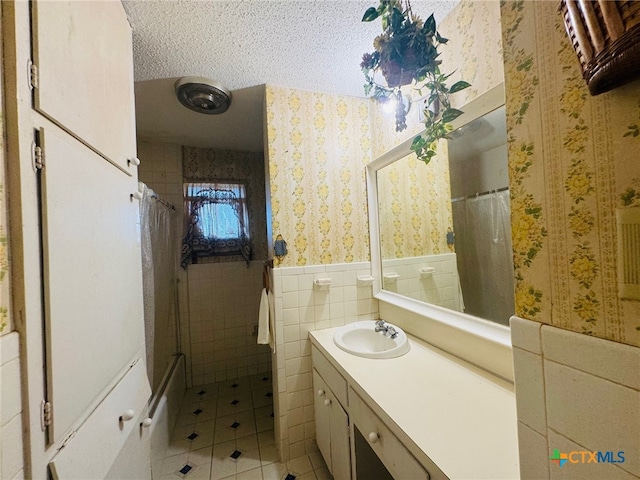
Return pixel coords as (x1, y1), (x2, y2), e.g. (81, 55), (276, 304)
(31, 1), (136, 173)
(313, 370), (332, 471)
(48, 359), (151, 480)
(40, 126), (146, 444)
(313, 368), (351, 479)
(329, 395), (351, 480)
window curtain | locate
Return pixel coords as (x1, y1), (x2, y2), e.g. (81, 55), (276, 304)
(181, 182), (251, 268)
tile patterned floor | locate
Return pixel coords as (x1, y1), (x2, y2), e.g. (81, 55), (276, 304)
(153, 374), (332, 480)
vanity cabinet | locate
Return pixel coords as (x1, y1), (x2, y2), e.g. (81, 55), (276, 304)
(309, 328), (519, 480)
(312, 346), (351, 480)
(311, 345), (431, 480)
(313, 370), (351, 480)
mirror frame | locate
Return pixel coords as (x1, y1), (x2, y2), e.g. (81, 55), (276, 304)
(366, 83), (512, 348)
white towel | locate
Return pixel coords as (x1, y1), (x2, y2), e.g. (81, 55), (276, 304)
(257, 288), (271, 345)
(267, 290), (276, 353)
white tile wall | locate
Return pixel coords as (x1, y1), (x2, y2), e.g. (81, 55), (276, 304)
(511, 317), (640, 480)
(512, 347), (546, 434)
(187, 262), (271, 386)
(517, 422), (550, 480)
(381, 253), (463, 311)
(1, 332), (23, 480)
(137, 141), (183, 209)
(511, 316), (542, 354)
(544, 360), (640, 476)
(272, 261), (379, 461)
(541, 326), (640, 390)
(547, 430), (636, 480)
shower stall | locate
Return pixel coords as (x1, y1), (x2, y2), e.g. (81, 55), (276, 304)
(451, 189), (515, 325)
(141, 183), (180, 392)
(139, 183), (185, 463)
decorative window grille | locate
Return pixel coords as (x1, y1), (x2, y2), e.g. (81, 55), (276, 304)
(181, 182), (251, 267)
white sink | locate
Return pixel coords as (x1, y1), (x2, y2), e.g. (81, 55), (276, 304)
(333, 321), (410, 359)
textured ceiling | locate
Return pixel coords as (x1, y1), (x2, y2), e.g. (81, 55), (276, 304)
(123, 0), (459, 151)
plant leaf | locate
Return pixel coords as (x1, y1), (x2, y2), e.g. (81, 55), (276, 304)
(424, 14), (436, 35)
(449, 81), (471, 93)
(411, 135), (425, 148)
(436, 32), (448, 44)
(391, 7), (403, 31)
(362, 7), (379, 22)
(442, 108), (464, 123)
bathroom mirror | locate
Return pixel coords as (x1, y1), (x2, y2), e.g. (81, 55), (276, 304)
(367, 84), (514, 334)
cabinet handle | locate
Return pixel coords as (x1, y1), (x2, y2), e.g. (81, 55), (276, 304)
(318, 389), (325, 397)
(368, 432), (380, 443)
(324, 398), (331, 406)
(140, 417), (153, 428)
(131, 191), (143, 201)
(119, 409), (135, 422)
(128, 157), (141, 167)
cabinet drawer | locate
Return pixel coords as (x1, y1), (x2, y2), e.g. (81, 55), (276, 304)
(311, 346), (347, 407)
(349, 387), (429, 480)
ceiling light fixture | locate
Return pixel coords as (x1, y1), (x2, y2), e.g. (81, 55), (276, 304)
(174, 76), (232, 115)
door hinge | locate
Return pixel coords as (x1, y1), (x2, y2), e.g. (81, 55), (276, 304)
(41, 400), (52, 430)
(32, 143), (44, 171)
(28, 59), (38, 90)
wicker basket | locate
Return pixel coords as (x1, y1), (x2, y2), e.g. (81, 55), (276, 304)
(559, 0), (640, 95)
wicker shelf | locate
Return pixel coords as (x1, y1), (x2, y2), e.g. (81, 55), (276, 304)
(560, 0), (640, 95)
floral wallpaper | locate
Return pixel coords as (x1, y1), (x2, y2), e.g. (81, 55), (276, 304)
(0, 43), (10, 335)
(265, 85), (371, 266)
(0, 166), (9, 334)
(440, 0), (505, 111)
(182, 147), (268, 262)
(376, 150), (452, 259)
(501, 0), (640, 347)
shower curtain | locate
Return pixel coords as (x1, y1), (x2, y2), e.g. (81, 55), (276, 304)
(140, 183), (180, 393)
(451, 190), (515, 325)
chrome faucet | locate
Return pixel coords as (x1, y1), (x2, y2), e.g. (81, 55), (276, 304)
(387, 326), (399, 339)
(374, 319), (387, 332)
(374, 320), (399, 339)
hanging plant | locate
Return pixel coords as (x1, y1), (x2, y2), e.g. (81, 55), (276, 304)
(361, 0), (470, 165)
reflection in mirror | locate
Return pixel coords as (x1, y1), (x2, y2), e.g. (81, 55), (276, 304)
(375, 105), (514, 326)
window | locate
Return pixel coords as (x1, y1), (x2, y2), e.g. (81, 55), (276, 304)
(181, 182), (251, 267)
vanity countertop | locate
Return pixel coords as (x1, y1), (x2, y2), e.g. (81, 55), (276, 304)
(309, 326), (520, 480)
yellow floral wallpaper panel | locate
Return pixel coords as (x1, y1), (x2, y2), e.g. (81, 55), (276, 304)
(439, 0), (504, 110)
(501, 0), (640, 347)
(265, 85), (372, 266)
(376, 149), (452, 259)
(0, 36), (10, 335)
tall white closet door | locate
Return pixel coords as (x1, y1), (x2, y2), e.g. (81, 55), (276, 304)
(40, 127), (145, 444)
(31, 1), (136, 172)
